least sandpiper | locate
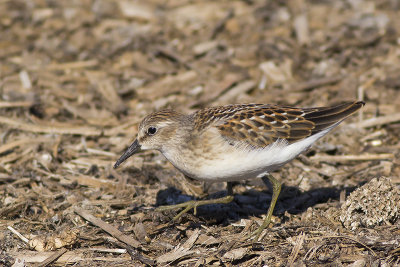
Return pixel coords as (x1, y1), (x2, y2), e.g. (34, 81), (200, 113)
(114, 101), (365, 240)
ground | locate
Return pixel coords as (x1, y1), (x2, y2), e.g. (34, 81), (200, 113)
(0, 0), (400, 266)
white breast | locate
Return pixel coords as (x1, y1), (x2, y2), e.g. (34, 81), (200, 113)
(162, 125), (336, 182)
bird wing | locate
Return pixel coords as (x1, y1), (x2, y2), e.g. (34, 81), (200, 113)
(194, 101), (364, 149)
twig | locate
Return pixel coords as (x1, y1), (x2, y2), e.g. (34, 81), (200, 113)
(0, 114), (139, 137)
(0, 116), (102, 136)
(310, 153), (394, 162)
(0, 101), (33, 108)
(0, 137), (47, 155)
(88, 248), (126, 254)
(103, 117), (141, 137)
(74, 210), (154, 266)
(85, 73), (126, 114)
(303, 244), (323, 261)
(74, 207), (141, 248)
(156, 229), (200, 264)
(124, 244), (155, 266)
(34, 248), (68, 267)
(357, 77), (376, 122)
(0, 203), (26, 218)
(155, 47), (192, 69)
(312, 235), (377, 257)
(292, 76), (342, 92)
(46, 60), (98, 70)
(9, 249), (131, 263)
(7, 226), (29, 243)
(359, 129), (386, 142)
(210, 9), (234, 39)
(350, 113), (400, 128)
(217, 80), (256, 102)
(86, 148), (116, 157)
(103, 236), (155, 265)
(287, 232), (305, 266)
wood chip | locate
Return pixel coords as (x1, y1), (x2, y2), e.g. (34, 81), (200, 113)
(350, 113), (400, 128)
(9, 250), (130, 264)
(0, 116), (102, 136)
(0, 101), (33, 108)
(46, 60), (98, 70)
(287, 232), (305, 266)
(222, 247), (248, 261)
(157, 229), (200, 263)
(34, 248), (68, 267)
(217, 80), (256, 103)
(74, 207), (141, 248)
(310, 153), (394, 162)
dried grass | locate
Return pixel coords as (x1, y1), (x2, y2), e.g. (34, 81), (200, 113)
(1, 0), (399, 266)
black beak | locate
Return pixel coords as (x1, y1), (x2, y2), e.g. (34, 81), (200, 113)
(114, 139), (141, 169)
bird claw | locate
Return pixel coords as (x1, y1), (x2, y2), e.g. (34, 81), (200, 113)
(156, 195), (234, 221)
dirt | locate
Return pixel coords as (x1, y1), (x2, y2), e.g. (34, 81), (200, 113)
(0, 0), (399, 266)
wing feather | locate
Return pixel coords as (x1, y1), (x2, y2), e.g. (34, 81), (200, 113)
(193, 101), (365, 149)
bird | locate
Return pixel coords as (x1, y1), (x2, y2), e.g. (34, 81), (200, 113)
(114, 101), (365, 240)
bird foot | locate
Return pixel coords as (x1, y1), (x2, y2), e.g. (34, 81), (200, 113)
(156, 195), (234, 221)
(246, 216), (273, 242)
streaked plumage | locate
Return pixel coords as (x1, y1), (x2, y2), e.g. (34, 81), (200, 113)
(114, 101), (365, 240)
(193, 102), (364, 147)
(115, 101), (364, 181)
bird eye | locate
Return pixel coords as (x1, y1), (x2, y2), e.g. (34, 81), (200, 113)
(147, 126), (157, 135)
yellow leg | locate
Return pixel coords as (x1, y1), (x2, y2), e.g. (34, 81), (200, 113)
(156, 183), (234, 221)
(250, 174), (282, 241)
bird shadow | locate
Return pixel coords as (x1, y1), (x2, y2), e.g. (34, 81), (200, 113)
(154, 182), (361, 225)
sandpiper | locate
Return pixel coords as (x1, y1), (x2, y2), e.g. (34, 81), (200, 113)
(114, 101), (365, 240)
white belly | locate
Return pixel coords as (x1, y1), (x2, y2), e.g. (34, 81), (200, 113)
(182, 140), (295, 182)
(162, 126), (334, 182)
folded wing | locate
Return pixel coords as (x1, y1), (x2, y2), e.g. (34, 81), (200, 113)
(211, 101), (365, 149)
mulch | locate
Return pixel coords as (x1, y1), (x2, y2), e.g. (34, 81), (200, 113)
(0, 0), (399, 266)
